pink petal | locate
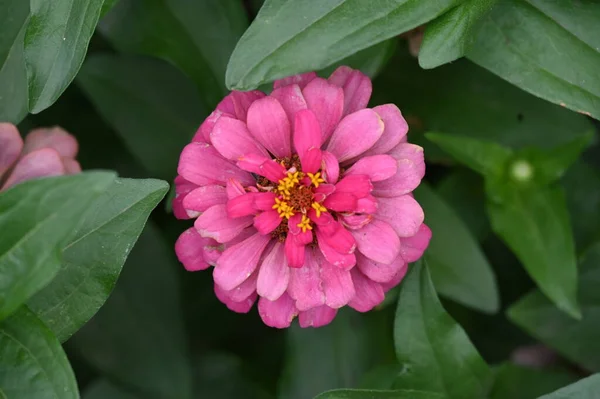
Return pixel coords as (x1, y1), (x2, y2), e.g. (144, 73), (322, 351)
(178, 142), (254, 186)
(22, 127), (78, 158)
(321, 151), (340, 183)
(288, 248), (325, 310)
(344, 155), (397, 182)
(273, 72), (317, 89)
(285, 233), (307, 268)
(335, 175), (372, 198)
(182, 185), (227, 215)
(326, 109), (384, 162)
(351, 219), (400, 265)
(302, 78), (344, 143)
(257, 242), (290, 301)
(356, 253), (406, 283)
(381, 265), (409, 292)
(319, 254), (355, 308)
(340, 214), (373, 230)
(247, 97), (292, 158)
(316, 228), (356, 270)
(298, 306), (337, 328)
(301, 147), (322, 174)
(195, 204), (254, 243)
(214, 232), (271, 290)
(328, 66), (372, 116)
(356, 195), (378, 214)
(211, 116), (268, 160)
(2, 148), (65, 190)
(287, 213), (303, 235)
(258, 293), (298, 328)
(362, 104), (409, 156)
(227, 192), (276, 218)
(270, 84), (308, 129)
(222, 271), (258, 302)
(194, 109), (228, 142)
(226, 178), (246, 199)
(293, 109), (321, 158)
(62, 158), (81, 174)
(215, 284), (257, 313)
(254, 210), (282, 234)
(400, 223), (432, 263)
(375, 195), (424, 237)
(175, 228), (219, 271)
(309, 210), (337, 235)
(348, 269), (385, 312)
(173, 176), (198, 220)
(239, 158), (287, 182)
(372, 144), (425, 197)
(0, 123), (24, 178)
(218, 90), (266, 121)
(323, 192), (357, 213)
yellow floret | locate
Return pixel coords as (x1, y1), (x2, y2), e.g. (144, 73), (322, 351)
(297, 215), (313, 233)
(307, 172), (325, 188)
(311, 202), (327, 218)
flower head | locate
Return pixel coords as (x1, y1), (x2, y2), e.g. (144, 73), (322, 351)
(174, 67), (431, 328)
(0, 123), (81, 191)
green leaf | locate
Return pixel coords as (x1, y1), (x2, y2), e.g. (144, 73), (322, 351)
(0, 306), (78, 399)
(28, 178), (169, 342)
(508, 242), (600, 372)
(414, 183), (499, 313)
(426, 132), (513, 177)
(279, 309), (393, 399)
(0, 172), (116, 321)
(70, 223), (192, 398)
(489, 363), (577, 399)
(0, 0), (29, 123)
(25, 0), (104, 113)
(539, 374), (600, 399)
(77, 54), (203, 180)
(488, 185), (579, 318)
(419, 0), (497, 69)
(394, 261), (492, 398)
(466, 0), (600, 120)
(315, 389), (445, 399)
(99, 0), (247, 107)
(320, 39), (397, 79)
(84, 380), (138, 399)
(226, 0), (463, 90)
(100, 0), (119, 17)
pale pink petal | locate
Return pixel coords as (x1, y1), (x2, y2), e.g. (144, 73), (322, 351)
(362, 104), (408, 156)
(257, 242), (290, 301)
(326, 109), (384, 162)
(247, 97), (291, 158)
(273, 72), (317, 89)
(182, 185), (227, 214)
(316, 230), (356, 270)
(175, 228), (219, 271)
(293, 109), (321, 157)
(270, 84), (308, 129)
(222, 271), (258, 302)
(356, 253), (406, 283)
(340, 214), (373, 230)
(226, 178), (246, 199)
(321, 151), (340, 183)
(288, 248), (325, 310)
(319, 254), (355, 308)
(218, 90), (266, 121)
(302, 78), (344, 143)
(351, 219), (400, 265)
(344, 155), (397, 182)
(214, 232), (271, 290)
(173, 176), (198, 220)
(298, 306), (337, 328)
(375, 195), (424, 237)
(372, 144), (425, 197)
(334, 175), (372, 198)
(195, 204), (254, 243)
(62, 158), (81, 174)
(193, 109), (229, 142)
(258, 293), (298, 328)
(215, 284), (257, 313)
(211, 116), (268, 160)
(328, 66), (372, 116)
(2, 148), (65, 190)
(0, 123), (23, 178)
(348, 269), (385, 312)
(178, 142), (254, 186)
(356, 195), (378, 214)
(399, 223), (432, 263)
(254, 210), (282, 234)
(23, 127), (78, 158)
(381, 265), (409, 292)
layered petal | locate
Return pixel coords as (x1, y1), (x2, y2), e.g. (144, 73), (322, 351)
(215, 284), (257, 313)
(319, 254), (355, 308)
(320, 151), (339, 183)
(175, 228), (220, 271)
(302, 78), (344, 143)
(372, 143), (425, 197)
(258, 293), (298, 328)
(348, 268), (385, 312)
(247, 97), (292, 158)
(214, 232), (271, 290)
(2, 148), (65, 190)
(326, 109), (384, 162)
(288, 248), (325, 310)
(274, 72), (317, 89)
(257, 242), (290, 301)
(218, 90), (265, 121)
(254, 210), (282, 234)
(344, 155), (397, 182)
(195, 204), (254, 243)
(182, 185), (227, 214)
(298, 305), (337, 328)
(362, 104), (408, 156)
(356, 253), (406, 283)
(0, 123), (24, 178)
(399, 223), (432, 263)
(211, 116), (268, 160)
(375, 195), (424, 237)
(328, 66), (372, 116)
(351, 219), (400, 265)
(270, 84), (308, 129)
(22, 127), (78, 159)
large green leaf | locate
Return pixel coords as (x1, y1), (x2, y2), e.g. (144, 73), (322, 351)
(418, 0), (496, 69)
(77, 54), (203, 180)
(0, 0), (29, 123)
(467, 0), (600, 120)
(226, 0), (463, 90)
(414, 183), (498, 313)
(320, 39), (397, 79)
(315, 389), (444, 399)
(70, 223), (192, 399)
(25, 0), (104, 113)
(490, 363), (577, 399)
(394, 261), (492, 398)
(0, 172), (115, 321)
(488, 185), (579, 318)
(28, 178), (169, 342)
(508, 242), (600, 372)
(279, 309), (393, 399)
(539, 374), (600, 399)
(99, 0), (247, 107)
(0, 306), (78, 399)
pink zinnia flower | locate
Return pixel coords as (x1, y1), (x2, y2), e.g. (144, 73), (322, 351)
(174, 67), (431, 328)
(0, 123), (81, 191)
